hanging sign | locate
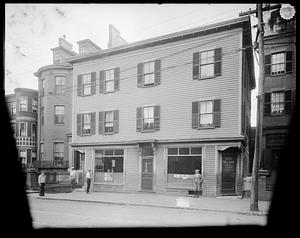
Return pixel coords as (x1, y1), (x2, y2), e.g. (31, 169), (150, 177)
(280, 4), (295, 20)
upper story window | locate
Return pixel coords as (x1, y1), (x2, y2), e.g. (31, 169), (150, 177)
(32, 99), (37, 113)
(55, 76), (66, 93)
(54, 105), (65, 124)
(19, 96), (28, 112)
(41, 79), (45, 96)
(41, 107), (44, 126)
(54, 54), (62, 64)
(98, 110), (119, 134)
(79, 46), (88, 55)
(10, 102), (16, 115)
(40, 143), (44, 160)
(19, 122), (27, 137)
(77, 112), (96, 136)
(136, 106), (160, 132)
(192, 99), (221, 129)
(53, 142), (64, 166)
(265, 51), (293, 76)
(100, 68), (120, 94)
(193, 48), (222, 80)
(137, 60), (161, 87)
(31, 123), (36, 138)
(264, 90), (292, 116)
(11, 123), (16, 137)
(77, 73), (96, 97)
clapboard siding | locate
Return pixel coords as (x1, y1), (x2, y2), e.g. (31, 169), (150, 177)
(73, 28), (243, 144)
(203, 145), (217, 196)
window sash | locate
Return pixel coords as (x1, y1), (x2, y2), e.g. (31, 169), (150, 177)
(55, 77), (65, 93)
(32, 100), (37, 112)
(82, 114), (91, 134)
(271, 92), (285, 114)
(19, 122), (27, 137)
(104, 111), (114, 132)
(19, 97), (28, 111)
(143, 61), (155, 85)
(271, 53), (286, 75)
(82, 74), (92, 95)
(31, 124), (36, 137)
(105, 80), (114, 92)
(143, 107), (154, 130)
(199, 101), (213, 125)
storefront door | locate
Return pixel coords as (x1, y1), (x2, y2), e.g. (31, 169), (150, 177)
(221, 154), (237, 195)
(141, 157), (153, 191)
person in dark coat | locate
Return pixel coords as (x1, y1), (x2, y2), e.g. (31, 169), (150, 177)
(38, 171), (46, 197)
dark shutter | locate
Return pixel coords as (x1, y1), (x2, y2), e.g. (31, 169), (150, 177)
(154, 105), (160, 131)
(265, 55), (271, 77)
(263, 149), (272, 171)
(77, 114), (82, 135)
(28, 97), (32, 113)
(137, 63), (144, 87)
(27, 122), (31, 137)
(286, 51), (293, 74)
(90, 112), (96, 135)
(192, 102), (199, 129)
(98, 112), (104, 134)
(114, 67), (120, 91)
(91, 72), (96, 95)
(193, 52), (200, 80)
(15, 123), (19, 137)
(213, 99), (221, 127)
(264, 93), (271, 116)
(214, 48), (222, 76)
(154, 60), (161, 85)
(77, 75), (82, 96)
(285, 90), (292, 114)
(113, 110), (119, 133)
(99, 70), (105, 93)
(136, 107), (143, 131)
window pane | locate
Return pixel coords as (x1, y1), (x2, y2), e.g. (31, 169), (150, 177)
(95, 149), (104, 156)
(168, 148), (178, 155)
(143, 107), (154, 119)
(200, 114), (213, 125)
(191, 147), (202, 154)
(95, 158), (104, 172)
(114, 149), (124, 155)
(179, 148), (190, 155)
(105, 81), (114, 92)
(105, 111), (113, 121)
(200, 50), (214, 64)
(144, 61), (155, 74)
(144, 74), (155, 85)
(104, 149), (113, 155)
(105, 70), (114, 81)
(200, 64), (214, 78)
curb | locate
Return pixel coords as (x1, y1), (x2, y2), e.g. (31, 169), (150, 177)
(33, 196), (267, 216)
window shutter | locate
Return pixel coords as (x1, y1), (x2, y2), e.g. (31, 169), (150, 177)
(154, 59), (161, 85)
(263, 149), (272, 171)
(91, 72), (96, 95)
(27, 122), (31, 137)
(193, 52), (200, 80)
(113, 110), (119, 133)
(99, 70), (105, 93)
(213, 99), (221, 127)
(28, 97), (32, 113)
(265, 55), (271, 77)
(285, 90), (292, 114)
(154, 105), (160, 131)
(214, 48), (222, 76)
(15, 123), (19, 137)
(77, 75), (83, 96)
(90, 112), (96, 135)
(192, 101), (199, 128)
(286, 51), (293, 74)
(136, 107), (143, 131)
(264, 93), (271, 116)
(137, 63), (144, 87)
(98, 112), (104, 134)
(77, 114), (82, 135)
(114, 67), (120, 91)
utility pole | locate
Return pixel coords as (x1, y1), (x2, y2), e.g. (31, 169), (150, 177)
(239, 4), (281, 211)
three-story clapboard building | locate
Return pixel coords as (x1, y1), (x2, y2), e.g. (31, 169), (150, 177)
(66, 16), (255, 196)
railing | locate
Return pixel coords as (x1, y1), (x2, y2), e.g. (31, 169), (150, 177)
(16, 137), (36, 147)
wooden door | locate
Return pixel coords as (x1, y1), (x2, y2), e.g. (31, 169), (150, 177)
(221, 154), (237, 195)
(141, 157), (153, 191)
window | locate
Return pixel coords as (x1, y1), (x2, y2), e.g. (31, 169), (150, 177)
(271, 52), (285, 75)
(41, 79), (45, 96)
(41, 107), (44, 126)
(31, 123), (36, 138)
(200, 50), (214, 78)
(32, 99), (37, 113)
(193, 48), (222, 80)
(82, 74), (92, 96)
(266, 134), (288, 147)
(143, 61), (155, 85)
(10, 102), (16, 115)
(167, 147), (202, 174)
(192, 99), (221, 129)
(104, 111), (114, 133)
(143, 107), (154, 130)
(83, 113), (91, 135)
(54, 105), (64, 124)
(137, 60), (161, 87)
(94, 149), (124, 173)
(271, 92), (285, 114)
(55, 76), (66, 93)
(80, 46), (88, 55)
(31, 150), (37, 164)
(19, 96), (28, 111)
(19, 150), (27, 165)
(19, 122), (27, 137)
(53, 142), (64, 166)
(11, 123), (16, 137)
(40, 143), (44, 160)
(105, 69), (115, 93)
(54, 54), (61, 64)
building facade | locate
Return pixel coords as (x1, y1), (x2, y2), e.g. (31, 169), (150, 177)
(6, 88), (38, 168)
(259, 8), (296, 200)
(67, 16), (255, 196)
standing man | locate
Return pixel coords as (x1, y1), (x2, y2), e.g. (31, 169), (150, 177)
(194, 169), (203, 197)
(86, 169), (92, 194)
(38, 170), (46, 197)
(70, 167), (76, 190)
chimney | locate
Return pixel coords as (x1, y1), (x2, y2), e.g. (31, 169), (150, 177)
(107, 24), (128, 49)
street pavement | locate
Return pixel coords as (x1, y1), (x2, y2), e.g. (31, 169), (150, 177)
(27, 190), (270, 216)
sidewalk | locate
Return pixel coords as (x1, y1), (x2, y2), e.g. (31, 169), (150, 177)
(27, 190), (270, 216)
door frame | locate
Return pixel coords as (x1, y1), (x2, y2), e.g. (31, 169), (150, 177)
(141, 156), (154, 191)
(221, 153), (238, 195)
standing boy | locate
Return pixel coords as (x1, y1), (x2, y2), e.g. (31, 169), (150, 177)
(38, 171), (46, 197)
(86, 169), (92, 194)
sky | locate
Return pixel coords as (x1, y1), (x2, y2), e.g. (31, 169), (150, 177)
(5, 3), (258, 125)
